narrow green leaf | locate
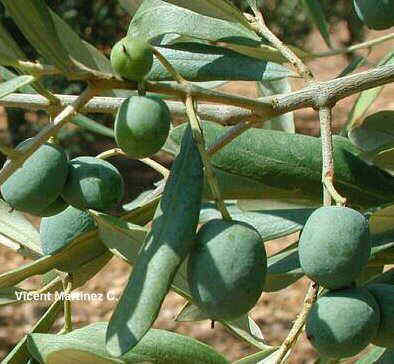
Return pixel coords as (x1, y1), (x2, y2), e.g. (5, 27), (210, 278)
(0, 66), (36, 94)
(0, 286), (28, 306)
(356, 346), (387, 363)
(0, 255), (58, 289)
(0, 21), (26, 62)
(349, 111), (394, 152)
(264, 247), (303, 292)
(106, 125), (203, 355)
(28, 323), (229, 364)
(257, 78), (295, 132)
(128, 0), (260, 45)
(347, 51), (394, 130)
(169, 121), (394, 209)
(3, 299), (63, 364)
(336, 55), (367, 78)
(49, 10), (113, 74)
(0, 199), (42, 258)
(225, 42), (310, 65)
(233, 349), (279, 364)
(359, 142), (394, 176)
(369, 204), (394, 236)
(147, 43), (296, 81)
(71, 114), (115, 139)
(92, 211), (147, 263)
(356, 265), (384, 286)
(2, 0), (70, 71)
(199, 202), (314, 241)
(301, 0), (332, 48)
(175, 302), (211, 321)
(0, 75), (35, 99)
(225, 316), (275, 352)
(367, 267), (394, 285)
(159, 0), (253, 29)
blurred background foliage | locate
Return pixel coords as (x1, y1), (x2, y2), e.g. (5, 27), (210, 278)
(0, 0), (363, 154)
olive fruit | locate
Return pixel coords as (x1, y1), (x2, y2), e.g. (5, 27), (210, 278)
(306, 287), (380, 358)
(187, 219), (267, 321)
(298, 206), (370, 290)
(110, 37), (153, 81)
(353, 0), (394, 30)
(61, 156), (124, 211)
(40, 206), (107, 272)
(1, 139), (69, 216)
(367, 284), (394, 348)
(115, 96), (171, 159)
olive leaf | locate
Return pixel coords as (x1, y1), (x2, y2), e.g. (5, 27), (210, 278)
(28, 323), (229, 364)
(92, 211), (147, 263)
(349, 110), (394, 153)
(257, 78), (295, 132)
(2, 0), (70, 71)
(0, 76), (36, 99)
(264, 247), (303, 292)
(346, 51), (394, 131)
(301, 0), (332, 48)
(356, 346), (392, 363)
(0, 21), (26, 63)
(199, 202), (314, 241)
(168, 121), (394, 209)
(106, 125), (203, 356)
(128, 0), (260, 45)
(159, 0), (253, 29)
(2, 299), (63, 364)
(148, 43), (296, 81)
(0, 199), (42, 258)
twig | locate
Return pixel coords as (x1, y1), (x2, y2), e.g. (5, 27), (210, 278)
(151, 44), (231, 219)
(312, 32), (394, 58)
(207, 120), (256, 156)
(274, 283), (319, 364)
(0, 143), (23, 159)
(2, 63), (394, 119)
(151, 47), (186, 84)
(0, 87), (97, 184)
(185, 96), (231, 220)
(249, 5), (314, 82)
(96, 148), (170, 178)
(319, 107), (346, 206)
(58, 274), (73, 334)
(139, 158), (170, 179)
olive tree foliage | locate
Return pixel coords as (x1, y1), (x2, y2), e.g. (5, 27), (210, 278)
(0, 0), (394, 363)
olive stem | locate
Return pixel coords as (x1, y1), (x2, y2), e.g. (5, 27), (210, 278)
(185, 95), (231, 221)
(249, 3), (314, 82)
(207, 120), (256, 156)
(139, 158), (170, 179)
(319, 107), (346, 206)
(274, 282), (319, 364)
(0, 86), (97, 185)
(0, 143), (23, 160)
(312, 32), (394, 58)
(58, 274), (73, 334)
(151, 47), (186, 84)
(5, 62), (394, 120)
(96, 148), (170, 179)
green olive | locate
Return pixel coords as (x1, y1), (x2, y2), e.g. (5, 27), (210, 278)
(110, 37), (153, 81)
(115, 96), (171, 158)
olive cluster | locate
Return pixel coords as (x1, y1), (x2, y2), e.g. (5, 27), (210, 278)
(0, 141), (124, 272)
(299, 206), (394, 358)
(111, 37), (171, 159)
